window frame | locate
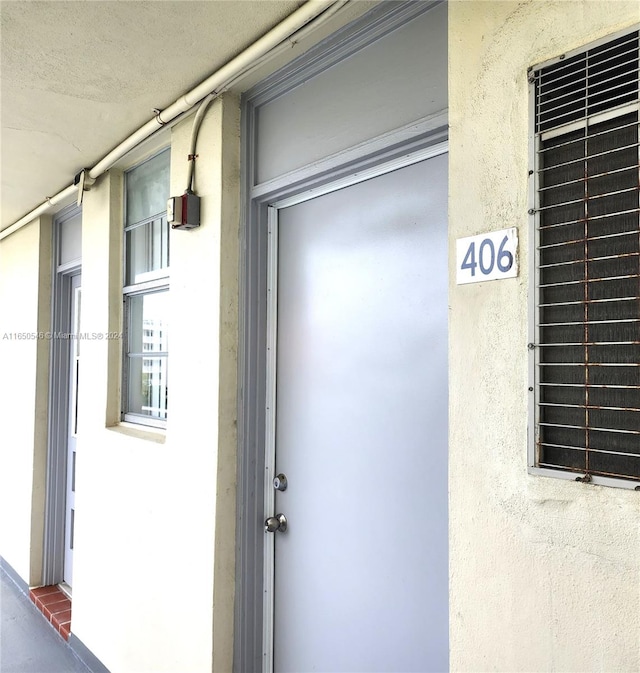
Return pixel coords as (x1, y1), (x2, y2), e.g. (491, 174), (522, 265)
(527, 26), (640, 490)
(122, 148), (171, 429)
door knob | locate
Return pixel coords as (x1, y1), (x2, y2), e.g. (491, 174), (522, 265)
(264, 513), (288, 533)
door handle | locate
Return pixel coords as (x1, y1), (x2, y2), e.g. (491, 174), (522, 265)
(264, 513), (288, 533)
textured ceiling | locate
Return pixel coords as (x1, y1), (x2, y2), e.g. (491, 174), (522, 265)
(0, 0), (304, 229)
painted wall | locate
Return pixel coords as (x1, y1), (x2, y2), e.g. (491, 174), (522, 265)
(0, 217), (51, 586)
(448, 2), (640, 671)
(67, 95), (240, 673)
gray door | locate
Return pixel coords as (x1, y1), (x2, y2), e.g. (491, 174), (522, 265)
(271, 155), (449, 672)
(64, 273), (81, 586)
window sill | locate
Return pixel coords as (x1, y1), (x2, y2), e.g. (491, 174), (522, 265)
(528, 465), (640, 492)
(107, 422), (166, 444)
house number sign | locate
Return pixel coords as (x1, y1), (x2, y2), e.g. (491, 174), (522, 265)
(456, 228), (518, 284)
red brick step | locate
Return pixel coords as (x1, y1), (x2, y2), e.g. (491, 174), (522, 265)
(29, 585), (71, 641)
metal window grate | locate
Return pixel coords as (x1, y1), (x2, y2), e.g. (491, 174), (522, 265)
(532, 28), (640, 484)
(536, 31), (639, 133)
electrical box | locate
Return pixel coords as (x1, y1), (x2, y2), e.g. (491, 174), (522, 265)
(167, 191), (200, 230)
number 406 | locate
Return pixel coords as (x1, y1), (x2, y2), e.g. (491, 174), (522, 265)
(461, 235), (513, 276)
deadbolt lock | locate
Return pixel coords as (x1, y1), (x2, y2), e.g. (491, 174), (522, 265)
(273, 473), (288, 491)
(264, 513), (288, 533)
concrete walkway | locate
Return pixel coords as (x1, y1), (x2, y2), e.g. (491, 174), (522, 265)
(0, 567), (89, 673)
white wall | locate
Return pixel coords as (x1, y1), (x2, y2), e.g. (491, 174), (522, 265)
(449, 2), (640, 671)
(69, 95), (240, 673)
(0, 216), (51, 585)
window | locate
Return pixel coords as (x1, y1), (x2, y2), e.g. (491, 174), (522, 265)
(529, 28), (640, 487)
(123, 150), (170, 427)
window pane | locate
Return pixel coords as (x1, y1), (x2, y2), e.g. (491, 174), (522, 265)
(125, 150), (170, 226)
(125, 217), (169, 285)
(127, 356), (168, 420)
(127, 291), (168, 420)
(127, 291), (168, 355)
(59, 213), (82, 265)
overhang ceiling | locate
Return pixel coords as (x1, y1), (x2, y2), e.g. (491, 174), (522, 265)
(0, 0), (314, 230)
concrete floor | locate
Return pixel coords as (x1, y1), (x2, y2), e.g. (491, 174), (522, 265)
(0, 568), (89, 673)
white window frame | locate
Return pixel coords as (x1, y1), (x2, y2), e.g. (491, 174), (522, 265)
(122, 149), (170, 429)
(527, 26), (640, 490)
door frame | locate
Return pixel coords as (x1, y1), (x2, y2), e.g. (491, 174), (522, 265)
(63, 273), (81, 585)
(235, 2), (448, 671)
(43, 205), (82, 587)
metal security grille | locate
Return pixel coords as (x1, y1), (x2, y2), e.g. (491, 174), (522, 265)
(536, 31), (639, 133)
(531, 28), (640, 485)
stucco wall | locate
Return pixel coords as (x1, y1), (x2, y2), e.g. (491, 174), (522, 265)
(448, 2), (640, 671)
(69, 95), (240, 673)
(0, 216), (51, 586)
